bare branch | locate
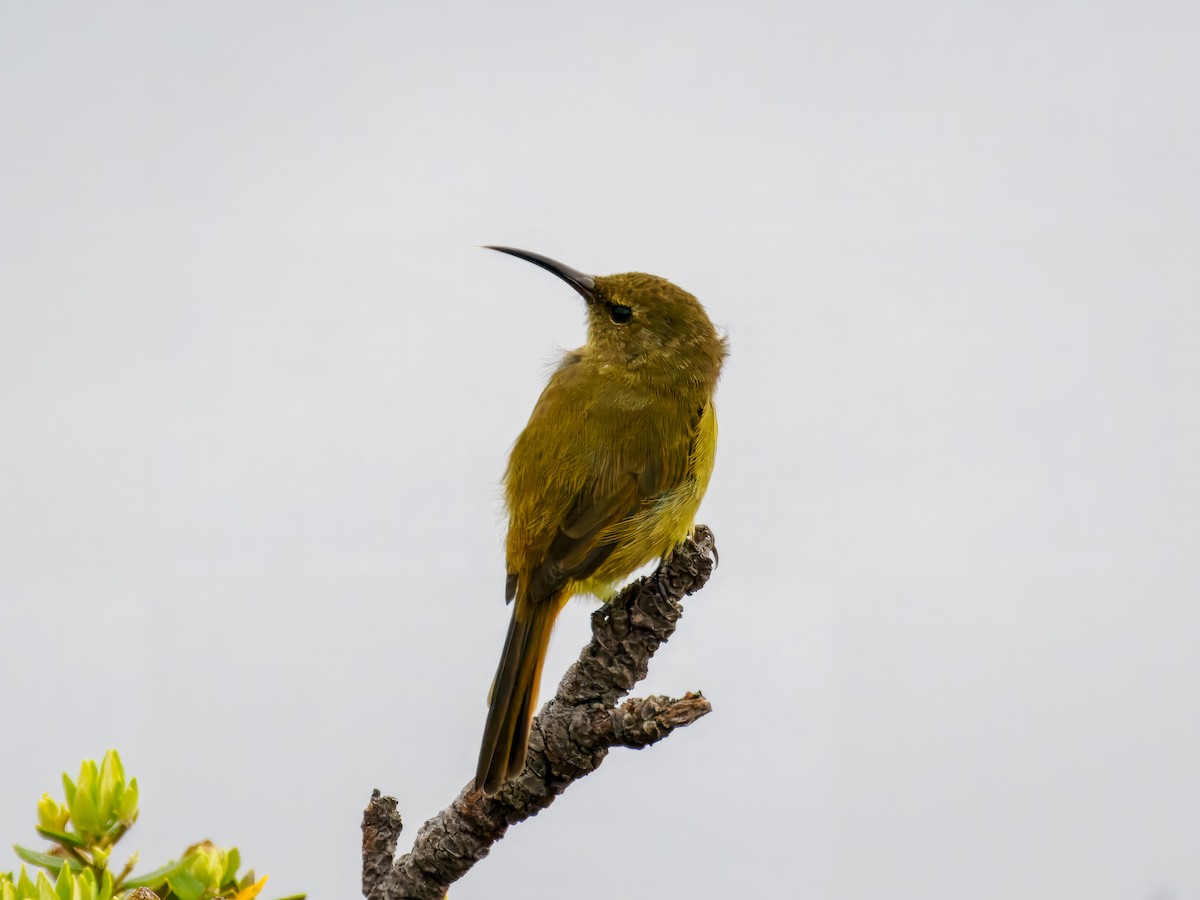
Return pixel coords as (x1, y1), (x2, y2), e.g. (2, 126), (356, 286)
(361, 790), (402, 900)
(362, 526), (718, 900)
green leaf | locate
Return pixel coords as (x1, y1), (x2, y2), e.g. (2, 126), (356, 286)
(115, 780), (137, 828)
(165, 869), (206, 900)
(98, 753), (123, 796)
(221, 849), (240, 887)
(76, 872), (98, 900)
(11, 848), (80, 875)
(51, 863), (71, 900)
(33, 830), (87, 851)
(68, 763), (101, 841)
(36, 796), (70, 835)
(97, 753), (123, 827)
(60, 777), (75, 810)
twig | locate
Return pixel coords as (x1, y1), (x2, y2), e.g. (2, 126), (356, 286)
(361, 526), (718, 900)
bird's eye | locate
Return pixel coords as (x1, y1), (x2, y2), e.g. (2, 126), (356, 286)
(610, 305), (633, 324)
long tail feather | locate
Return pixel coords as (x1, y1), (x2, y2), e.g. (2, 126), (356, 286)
(475, 599), (559, 794)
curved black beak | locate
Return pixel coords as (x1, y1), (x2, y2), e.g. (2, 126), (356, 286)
(485, 246), (597, 303)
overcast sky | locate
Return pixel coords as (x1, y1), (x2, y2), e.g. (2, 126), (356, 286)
(2, 2), (1198, 899)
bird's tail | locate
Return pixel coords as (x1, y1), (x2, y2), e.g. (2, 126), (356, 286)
(475, 598), (561, 794)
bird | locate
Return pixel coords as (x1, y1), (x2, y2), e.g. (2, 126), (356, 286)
(474, 246), (727, 795)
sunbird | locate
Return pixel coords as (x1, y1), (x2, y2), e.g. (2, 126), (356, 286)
(475, 247), (727, 794)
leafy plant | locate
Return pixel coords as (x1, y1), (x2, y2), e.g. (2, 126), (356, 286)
(2, 751), (303, 900)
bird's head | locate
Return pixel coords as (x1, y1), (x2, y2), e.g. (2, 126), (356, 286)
(486, 246), (726, 387)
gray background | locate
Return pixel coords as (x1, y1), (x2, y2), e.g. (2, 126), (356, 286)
(2, 2), (1198, 898)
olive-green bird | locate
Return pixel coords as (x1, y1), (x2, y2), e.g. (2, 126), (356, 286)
(475, 246), (727, 795)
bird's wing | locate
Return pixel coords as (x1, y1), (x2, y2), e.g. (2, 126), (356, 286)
(516, 401), (706, 605)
